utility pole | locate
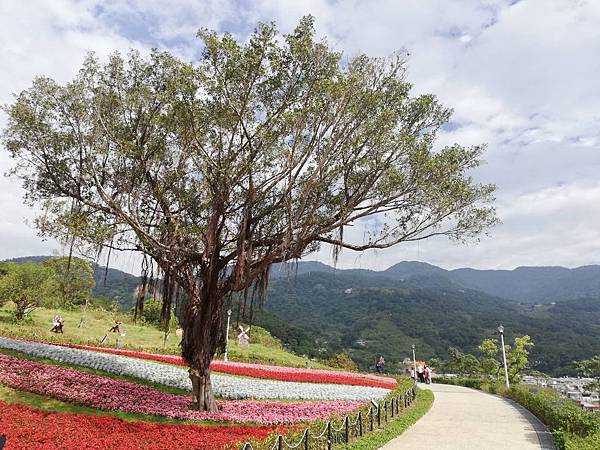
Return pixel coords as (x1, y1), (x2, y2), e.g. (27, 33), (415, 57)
(498, 325), (510, 389)
(412, 344), (418, 383)
(224, 309), (232, 362)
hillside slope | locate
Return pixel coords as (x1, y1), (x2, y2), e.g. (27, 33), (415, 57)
(262, 270), (600, 375)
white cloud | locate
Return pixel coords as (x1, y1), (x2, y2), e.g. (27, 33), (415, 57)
(1, 0), (599, 273)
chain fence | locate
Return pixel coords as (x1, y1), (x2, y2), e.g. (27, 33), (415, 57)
(241, 383), (417, 450)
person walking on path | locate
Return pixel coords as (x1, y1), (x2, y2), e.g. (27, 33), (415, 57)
(376, 355), (385, 374)
(417, 364), (424, 383)
(424, 365), (432, 384)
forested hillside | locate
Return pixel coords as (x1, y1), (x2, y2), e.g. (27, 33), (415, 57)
(261, 269), (600, 375)
(5, 256), (599, 374)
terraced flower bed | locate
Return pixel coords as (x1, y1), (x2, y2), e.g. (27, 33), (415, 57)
(32, 340), (397, 389)
(0, 400), (279, 450)
(0, 353), (363, 424)
(0, 337), (389, 401)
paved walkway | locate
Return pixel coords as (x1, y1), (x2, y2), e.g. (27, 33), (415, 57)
(381, 383), (555, 450)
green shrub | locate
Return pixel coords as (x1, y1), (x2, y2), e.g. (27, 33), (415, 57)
(433, 377), (486, 390)
(563, 430), (600, 450)
(323, 353), (359, 371)
(507, 384), (600, 438)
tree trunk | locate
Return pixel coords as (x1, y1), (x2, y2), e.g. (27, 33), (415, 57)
(189, 368), (218, 411)
(181, 280), (224, 412)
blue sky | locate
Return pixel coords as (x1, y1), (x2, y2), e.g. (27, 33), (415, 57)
(1, 0), (599, 273)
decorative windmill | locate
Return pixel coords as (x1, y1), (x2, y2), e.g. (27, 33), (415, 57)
(237, 325), (250, 346)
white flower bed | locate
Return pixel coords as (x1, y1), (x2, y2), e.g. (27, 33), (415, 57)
(0, 337), (389, 401)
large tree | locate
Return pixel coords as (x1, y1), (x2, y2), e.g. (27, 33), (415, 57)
(0, 262), (54, 320)
(2, 18), (496, 410)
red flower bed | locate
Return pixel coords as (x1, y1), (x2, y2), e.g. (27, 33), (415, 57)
(36, 340), (397, 389)
(0, 400), (278, 450)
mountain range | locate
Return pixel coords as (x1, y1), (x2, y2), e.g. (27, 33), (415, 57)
(271, 260), (600, 304)
(261, 262), (600, 375)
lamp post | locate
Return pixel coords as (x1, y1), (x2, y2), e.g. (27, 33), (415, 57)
(498, 325), (510, 389)
(224, 309), (232, 362)
(412, 344), (418, 383)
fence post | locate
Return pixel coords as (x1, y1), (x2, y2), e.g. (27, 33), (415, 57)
(327, 421), (332, 450)
(377, 402), (381, 428)
(358, 411), (363, 437)
(370, 407), (374, 431)
(385, 400), (388, 422)
(304, 429), (309, 450)
(396, 396), (399, 414)
(345, 416), (349, 443)
(277, 435), (283, 450)
(391, 398), (394, 418)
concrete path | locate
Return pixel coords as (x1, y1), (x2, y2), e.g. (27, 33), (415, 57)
(381, 383), (555, 450)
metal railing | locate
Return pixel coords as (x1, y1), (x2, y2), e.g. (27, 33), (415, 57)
(241, 383), (417, 450)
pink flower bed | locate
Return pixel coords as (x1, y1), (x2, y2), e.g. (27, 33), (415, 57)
(37, 340), (397, 389)
(0, 353), (363, 424)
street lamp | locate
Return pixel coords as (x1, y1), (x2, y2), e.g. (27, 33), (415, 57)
(498, 325), (510, 389)
(412, 344), (418, 383)
(224, 309), (232, 362)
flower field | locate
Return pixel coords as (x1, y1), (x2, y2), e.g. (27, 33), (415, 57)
(0, 335), (401, 449)
(35, 340), (397, 388)
(0, 353), (364, 424)
(0, 400), (280, 450)
(0, 337), (390, 401)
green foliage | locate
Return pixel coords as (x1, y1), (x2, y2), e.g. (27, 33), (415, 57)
(44, 256), (95, 307)
(508, 384), (600, 448)
(140, 299), (182, 332)
(323, 353), (359, 371)
(434, 377), (487, 390)
(439, 335), (533, 382)
(576, 355), (600, 378)
(507, 335), (534, 382)
(0, 262), (54, 320)
(140, 299), (162, 325)
(478, 338), (499, 358)
(447, 347), (481, 376)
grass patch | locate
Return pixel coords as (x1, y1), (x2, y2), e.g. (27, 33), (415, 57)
(337, 389), (434, 450)
(0, 304), (330, 369)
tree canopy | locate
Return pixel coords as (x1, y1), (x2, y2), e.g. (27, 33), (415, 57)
(1, 17), (497, 410)
(44, 256), (95, 306)
(0, 262), (54, 320)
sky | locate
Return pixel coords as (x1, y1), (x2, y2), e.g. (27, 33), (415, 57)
(1, 0), (599, 274)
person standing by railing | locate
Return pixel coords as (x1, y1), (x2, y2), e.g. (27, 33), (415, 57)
(376, 355), (385, 373)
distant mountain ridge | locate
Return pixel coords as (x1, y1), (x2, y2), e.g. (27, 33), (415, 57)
(273, 260), (600, 304)
(7, 256), (600, 305)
